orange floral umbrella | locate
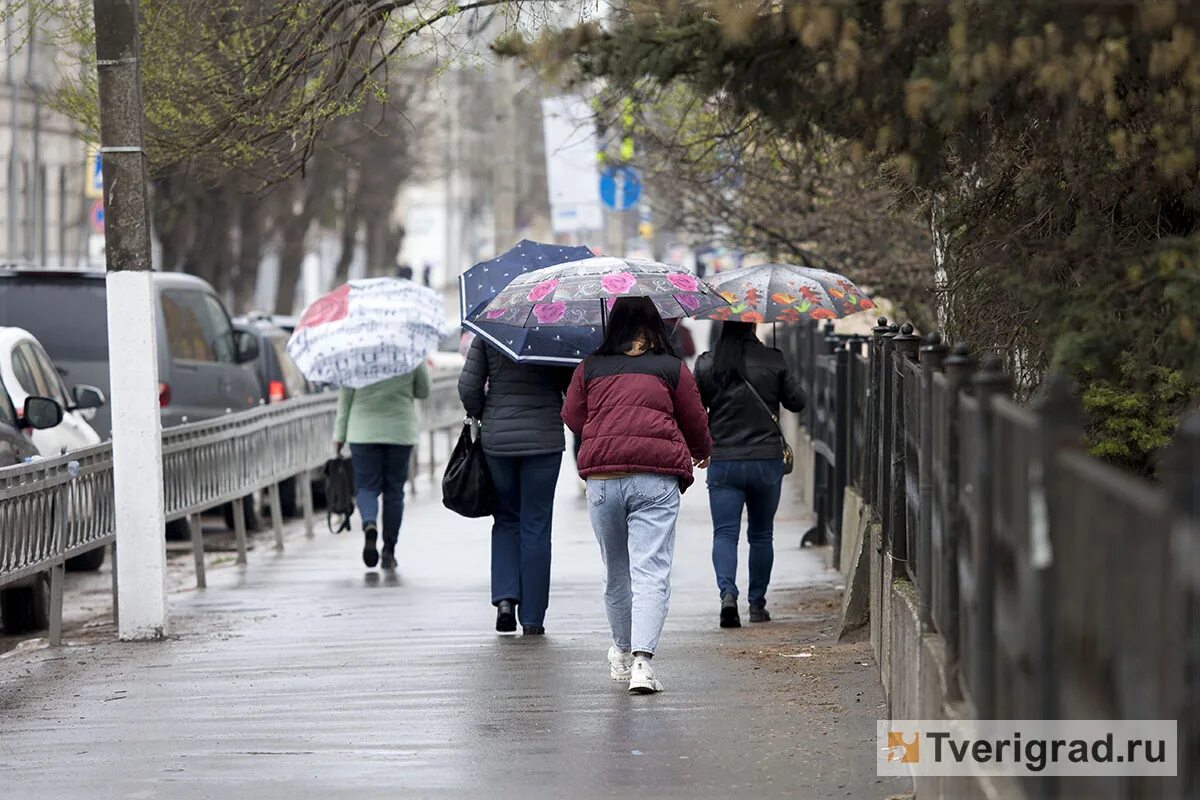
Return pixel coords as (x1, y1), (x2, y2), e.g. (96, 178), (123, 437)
(698, 262), (874, 324)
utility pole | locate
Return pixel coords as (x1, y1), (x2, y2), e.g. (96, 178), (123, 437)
(93, 0), (168, 640)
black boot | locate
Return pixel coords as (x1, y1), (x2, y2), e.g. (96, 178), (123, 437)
(495, 600), (517, 633)
(522, 625), (545, 636)
(720, 593), (741, 628)
(362, 523), (379, 568)
(749, 605), (771, 623)
(380, 531), (397, 570)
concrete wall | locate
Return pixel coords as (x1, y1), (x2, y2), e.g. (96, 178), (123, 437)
(843, 483), (1022, 800)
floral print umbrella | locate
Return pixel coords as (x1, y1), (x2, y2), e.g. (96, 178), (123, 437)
(286, 277), (445, 389)
(698, 262), (875, 323)
(474, 256), (728, 328)
(458, 240), (597, 365)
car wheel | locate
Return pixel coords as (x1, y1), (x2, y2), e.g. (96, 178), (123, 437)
(222, 495), (261, 532)
(65, 546), (106, 572)
(1, 575), (50, 634)
(165, 518), (192, 540)
(278, 478), (299, 518)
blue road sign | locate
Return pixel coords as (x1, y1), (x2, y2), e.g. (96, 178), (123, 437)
(88, 199), (105, 233)
(599, 166), (641, 211)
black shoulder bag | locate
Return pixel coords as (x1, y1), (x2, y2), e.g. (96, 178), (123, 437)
(741, 378), (795, 475)
(442, 418), (495, 518)
(322, 456), (356, 533)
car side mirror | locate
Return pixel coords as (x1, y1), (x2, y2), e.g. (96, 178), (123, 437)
(23, 396), (64, 430)
(234, 330), (260, 364)
(72, 384), (107, 410)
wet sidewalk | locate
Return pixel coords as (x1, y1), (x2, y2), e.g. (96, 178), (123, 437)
(0, 464), (905, 799)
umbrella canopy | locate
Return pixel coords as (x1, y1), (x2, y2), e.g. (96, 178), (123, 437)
(286, 278), (445, 389)
(475, 256), (728, 329)
(698, 262), (875, 323)
(459, 240), (596, 365)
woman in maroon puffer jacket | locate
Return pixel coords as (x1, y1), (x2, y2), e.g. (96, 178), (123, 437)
(563, 297), (712, 694)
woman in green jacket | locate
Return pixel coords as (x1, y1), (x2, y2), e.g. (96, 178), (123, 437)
(333, 363), (431, 569)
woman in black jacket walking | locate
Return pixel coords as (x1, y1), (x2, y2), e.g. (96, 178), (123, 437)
(458, 336), (570, 635)
(694, 322), (807, 628)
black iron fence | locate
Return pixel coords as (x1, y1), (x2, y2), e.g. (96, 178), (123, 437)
(780, 317), (1198, 794)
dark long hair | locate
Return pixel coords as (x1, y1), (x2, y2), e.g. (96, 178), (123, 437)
(595, 296), (680, 358)
(711, 321), (759, 386)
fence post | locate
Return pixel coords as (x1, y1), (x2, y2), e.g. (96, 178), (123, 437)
(970, 354), (1009, 719)
(268, 483), (285, 551)
(941, 342), (975, 697)
(1028, 373), (1081, 726)
(891, 323), (920, 571)
(867, 317), (890, 510)
(877, 323), (899, 545)
(918, 331), (948, 631)
(48, 562), (65, 647)
(110, 541), (119, 629)
(830, 340), (851, 568)
(300, 474), (315, 539)
(1162, 412), (1200, 797)
(233, 495), (249, 565)
(188, 514), (207, 589)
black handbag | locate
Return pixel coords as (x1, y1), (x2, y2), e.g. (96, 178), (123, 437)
(322, 456), (356, 533)
(741, 378), (795, 475)
(442, 419), (495, 517)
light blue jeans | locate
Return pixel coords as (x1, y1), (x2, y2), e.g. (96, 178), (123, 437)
(586, 474), (681, 656)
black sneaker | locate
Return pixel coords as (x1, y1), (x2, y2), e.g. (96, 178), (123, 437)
(495, 600), (517, 633)
(749, 605), (771, 623)
(362, 524), (379, 568)
(522, 625), (545, 636)
(720, 593), (741, 628)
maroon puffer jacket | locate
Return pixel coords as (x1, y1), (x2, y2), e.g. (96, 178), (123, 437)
(562, 352), (712, 490)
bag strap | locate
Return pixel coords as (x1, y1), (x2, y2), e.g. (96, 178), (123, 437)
(741, 376), (788, 442)
(327, 509), (352, 534)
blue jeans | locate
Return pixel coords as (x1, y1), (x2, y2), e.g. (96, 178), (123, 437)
(587, 474), (681, 656)
(349, 443), (413, 544)
(708, 459), (785, 607)
(485, 452), (563, 627)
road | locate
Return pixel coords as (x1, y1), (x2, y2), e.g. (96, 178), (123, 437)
(0, 464), (906, 799)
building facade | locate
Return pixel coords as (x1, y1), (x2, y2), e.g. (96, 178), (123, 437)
(1, 3), (92, 268)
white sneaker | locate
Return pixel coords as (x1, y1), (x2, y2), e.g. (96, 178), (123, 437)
(608, 646), (634, 680)
(627, 657), (664, 694)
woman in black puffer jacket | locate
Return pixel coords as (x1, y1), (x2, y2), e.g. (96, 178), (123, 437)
(458, 335), (571, 636)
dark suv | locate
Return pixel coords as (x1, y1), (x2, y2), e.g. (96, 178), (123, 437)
(0, 269), (262, 438)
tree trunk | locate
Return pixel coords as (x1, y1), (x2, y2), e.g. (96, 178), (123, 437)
(233, 193), (265, 313)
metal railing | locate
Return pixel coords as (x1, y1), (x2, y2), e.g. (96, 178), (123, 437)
(0, 373), (464, 645)
(780, 316), (1199, 798)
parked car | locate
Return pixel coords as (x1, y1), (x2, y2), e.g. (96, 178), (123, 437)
(0, 326), (108, 571)
(0, 269), (262, 439)
(248, 312), (298, 336)
(0, 327), (105, 457)
(233, 316), (309, 405)
(231, 316), (313, 522)
(0, 379), (75, 634)
(0, 269), (263, 537)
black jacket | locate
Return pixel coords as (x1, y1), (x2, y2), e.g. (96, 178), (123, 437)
(457, 336), (571, 457)
(694, 342), (807, 461)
